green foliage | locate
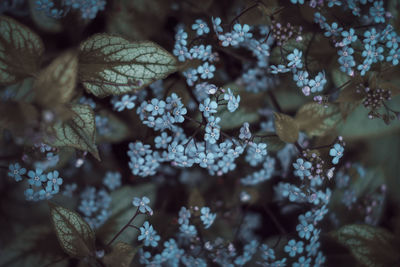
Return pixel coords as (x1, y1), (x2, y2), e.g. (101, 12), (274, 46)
(103, 242), (138, 267)
(274, 112), (299, 143)
(0, 226), (67, 267)
(44, 104), (100, 161)
(0, 16), (44, 85)
(295, 102), (341, 137)
(78, 34), (178, 97)
(219, 107), (259, 130)
(34, 50), (78, 108)
(49, 202), (96, 259)
(331, 224), (400, 267)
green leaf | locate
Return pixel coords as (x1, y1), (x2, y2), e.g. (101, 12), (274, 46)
(219, 107), (259, 130)
(295, 102), (341, 137)
(338, 96), (400, 140)
(103, 242), (137, 267)
(44, 104), (100, 160)
(0, 16), (44, 85)
(331, 224), (400, 267)
(78, 34), (178, 97)
(34, 50), (78, 107)
(97, 184), (156, 244)
(274, 112), (299, 143)
(0, 226), (68, 267)
(49, 202), (96, 259)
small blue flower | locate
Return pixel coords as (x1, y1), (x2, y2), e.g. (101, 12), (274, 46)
(200, 207), (216, 229)
(103, 171), (121, 191)
(211, 17), (223, 33)
(369, 1), (385, 24)
(199, 98), (218, 118)
(179, 223), (198, 237)
(192, 19), (210, 36)
(287, 49), (303, 69)
(386, 48), (400, 66)
(27, 168), (46, 187)
(8, 163), (26, 182)
(114, 95), (136, 112)
(270, 64), (290, 74)
(363, 28), (379, 45)
(178, 207), (191, 225)
(223, 88), (240, 112)
(46, 170), (63, 192)
(293, 256), (312, 267)
(293, 70), (309, 87)
(239, 122), (251, 140)
(197, 62), (216, 80)
(296, 220), (314, 240)
(218, 32), (240, 47)
(260, 244), (275, 261)
(133, 196), (153, 214)
(233, 23), (252, 42)
(290, 0), (304, 4)
(329, 143), (344, 164)
(341, 28), (357, 46)
(138, 221), (160, 247)
(293, 158), (312, 178)
(284, 239), (304, 257)
(145, 98), (166, 116)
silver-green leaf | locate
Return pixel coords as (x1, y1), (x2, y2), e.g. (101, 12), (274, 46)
(49, 202), (96, 259)
(44, 104), (100, 161)
(78, 34), (178, 97)
(331, 224), (400, 267)
(0, 15), (44, 85)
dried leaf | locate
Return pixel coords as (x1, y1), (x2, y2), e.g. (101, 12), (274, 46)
(274, 112), (299, 143)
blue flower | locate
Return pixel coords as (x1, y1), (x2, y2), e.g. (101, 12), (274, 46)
(260, 244), (275, 261)
(179, 223), (197, 237)
(270, 64), (290, 74)
(204, 125), (220, 144)
(154, 132), (172, 149)
(293, 70), (309, 87)
(287, 49), (303, 69)
(363, 28), (379, 45)
(192, 19), (210, 36)
(199, 98), (218, 117)
(200, 207), (216, 229)
(211, 17), (223, 33)
(27, 168), (46, 187)
(296, 220), (314, 240)
(293, 158), (312, 178)
(145, 98), (166, 116)
(114, 95), (136, 112)
(183, 68), (198, 86)
(233, 23), (252, 42)
(218, 32), (240, 47)
(178, 206), (191, 225)
(308, 72), (326, 93)
(341, 28), (357, 46)
(284, 239), (304, 257)
(133, 196), (153, 214)
(197, 62), (216, 80)
(369, 1), (385, 23)
(386, 48), (400, 66)
(386, 32), (399, 49)
(239, 122), (251, 140)
(35, 0), (54, 11)
(46, 170), (63, 192)
(196, 152), (215, 168)
(103, 171), (121, 191)
(324, 22), (342, 37)
(138, 221), (160, 247)
(8, 163), (26, 182)
(223, 88), (240, 112)
(173, 44), (190, 62)
(329, 143), (344, 164)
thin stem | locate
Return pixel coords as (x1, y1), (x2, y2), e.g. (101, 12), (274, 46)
(267, 90), (282, 113)
(106, 208), (140, 247)
(229, 1), (261, 30)
(263, 205), (286, 234)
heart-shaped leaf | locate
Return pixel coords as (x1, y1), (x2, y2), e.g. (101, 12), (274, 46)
(49, 202), (96, 259)
(0, 16), (44, 85)
(78, 34), (178, 97)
